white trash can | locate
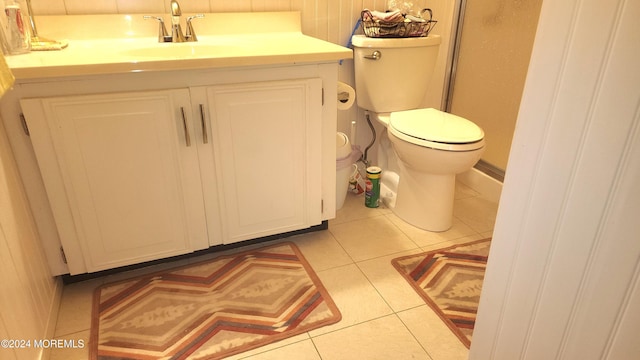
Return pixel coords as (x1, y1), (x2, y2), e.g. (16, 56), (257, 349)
(336, 132), (354, 210)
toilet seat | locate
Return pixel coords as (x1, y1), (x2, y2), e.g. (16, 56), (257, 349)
(389, 108), (485, 151)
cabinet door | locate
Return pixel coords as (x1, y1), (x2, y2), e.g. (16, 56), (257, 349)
(200, 79), (323, 243)
(21, 90), (208, 273)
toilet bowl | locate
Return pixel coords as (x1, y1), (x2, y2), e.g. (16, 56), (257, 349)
(375, 108), (484, 231)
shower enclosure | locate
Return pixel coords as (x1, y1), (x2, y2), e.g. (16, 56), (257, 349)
(445, 0), (543, 180)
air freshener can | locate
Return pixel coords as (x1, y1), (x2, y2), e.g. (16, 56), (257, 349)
(365, 166), (381, 208)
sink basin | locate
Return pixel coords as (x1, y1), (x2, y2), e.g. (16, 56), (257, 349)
(121, 43), (240, 58)
(120, 38), (251, 58)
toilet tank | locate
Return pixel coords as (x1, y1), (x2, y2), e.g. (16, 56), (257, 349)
(351, 35), (441, 113)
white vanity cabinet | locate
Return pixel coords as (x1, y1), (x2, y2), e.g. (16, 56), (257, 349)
(19, 76), (326, 274)
(21, 89), (211, 273)
(0, 11), (351, 275)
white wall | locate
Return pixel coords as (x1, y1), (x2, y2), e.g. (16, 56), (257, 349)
(0, 117), (62, 360)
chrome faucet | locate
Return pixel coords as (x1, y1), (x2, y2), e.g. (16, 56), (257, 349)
(144, 0), (203, 43)
(169, 0), (186, 42)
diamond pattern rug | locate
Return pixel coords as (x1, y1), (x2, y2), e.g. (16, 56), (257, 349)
(90, 242), (341, 359)
(392, 239), (491, 348)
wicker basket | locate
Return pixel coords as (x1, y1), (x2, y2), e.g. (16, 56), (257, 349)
(361, 9), (437, 38)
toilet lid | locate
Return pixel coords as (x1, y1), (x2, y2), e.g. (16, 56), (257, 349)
(389, 108), (484, 150)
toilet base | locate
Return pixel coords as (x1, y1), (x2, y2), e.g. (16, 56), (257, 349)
(393, 168), (455, 232)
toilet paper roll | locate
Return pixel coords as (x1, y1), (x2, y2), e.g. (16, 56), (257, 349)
(337, 81), (356, 110)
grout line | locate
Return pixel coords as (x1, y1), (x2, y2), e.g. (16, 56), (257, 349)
(54, 328), (89, 340)
(395, 312), (437, 360)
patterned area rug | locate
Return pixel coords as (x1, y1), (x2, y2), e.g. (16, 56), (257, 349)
(392, 239), (491, 348)
(90, 242), (341, 359)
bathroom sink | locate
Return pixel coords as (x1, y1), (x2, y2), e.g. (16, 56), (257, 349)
(120, 37), (252, 58)
(120, 43), (241, 58)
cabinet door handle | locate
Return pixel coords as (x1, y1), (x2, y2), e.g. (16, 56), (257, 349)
(199, 104), (208, 144)
(180, 107), (191, 147)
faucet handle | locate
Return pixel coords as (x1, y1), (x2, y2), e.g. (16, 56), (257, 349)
(185, 14), (204, 42)
(143, 15), (170, 42)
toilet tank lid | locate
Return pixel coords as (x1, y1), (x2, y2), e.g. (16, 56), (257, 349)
(351, 34), (441, 48)
(390, 108), (484, 144)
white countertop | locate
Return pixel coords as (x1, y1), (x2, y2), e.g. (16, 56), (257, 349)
(5, 12), (353, 79)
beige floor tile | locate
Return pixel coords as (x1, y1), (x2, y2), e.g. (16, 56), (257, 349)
(312, 314), (432, 359)
(329, 216), (419, 262)
(54, 279), (103, 337)
(398, 305), (469, 360)
(356, 250), (426, 312)
(454, 180), (481, 200)
(289, 230), (353, 271)
(225, 334), (311, 360)
(49, 330), (90, 360)
(330, 193), (392, 226)
(453, 196), (499, 233)
(239, 339), (321, 360)
(386, 213), (478, 248)
(308, 264), (393, 336)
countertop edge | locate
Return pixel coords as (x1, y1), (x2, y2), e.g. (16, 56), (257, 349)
(10, 52), (353, 81)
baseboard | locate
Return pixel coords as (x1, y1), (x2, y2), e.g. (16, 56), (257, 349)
(458, 167), (503, 203)
(474, 159), (506, 182)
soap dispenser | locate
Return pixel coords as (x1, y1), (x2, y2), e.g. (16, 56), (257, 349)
(3, 0), (30, 54)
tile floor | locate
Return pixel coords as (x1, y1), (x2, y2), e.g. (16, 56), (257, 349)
(50, 181), (498, 360)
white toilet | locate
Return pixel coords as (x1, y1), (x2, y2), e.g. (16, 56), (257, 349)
(351, 34), (485, 231)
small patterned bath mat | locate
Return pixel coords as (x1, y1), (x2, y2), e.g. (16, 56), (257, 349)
(392, 239), (491, 348)
(90, 242), (341, 359)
